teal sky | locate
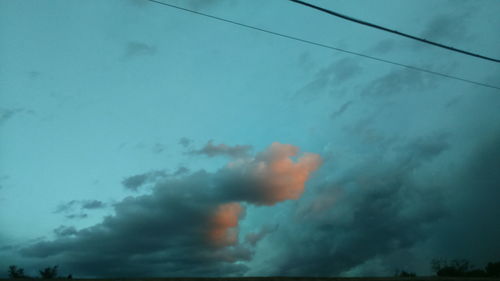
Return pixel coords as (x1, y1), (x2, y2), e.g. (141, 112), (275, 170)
(1, 0), (500, 278)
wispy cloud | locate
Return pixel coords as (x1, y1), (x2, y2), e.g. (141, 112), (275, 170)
(124, 41), (157, 58)
(188, 140), (252, 159)
(54, 200), (107, 220)
(122, 170), (167, 191)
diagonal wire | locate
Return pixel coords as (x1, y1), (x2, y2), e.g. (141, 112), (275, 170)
(289, 0), (500, 64)
(145, 0), (500, 91)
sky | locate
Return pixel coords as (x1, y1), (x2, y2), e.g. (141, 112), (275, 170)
(1, 0), (500, 278)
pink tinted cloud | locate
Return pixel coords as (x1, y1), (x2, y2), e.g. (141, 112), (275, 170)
(208, 202), (245, 247)
(250, 142), (322, 205)
(208, 143), (321, 246)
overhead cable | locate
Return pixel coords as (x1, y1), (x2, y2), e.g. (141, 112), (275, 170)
(145, 0), (500, 91)
(289, 0), (500, 63)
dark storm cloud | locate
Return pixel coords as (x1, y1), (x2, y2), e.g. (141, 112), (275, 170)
(54, 226), (78, 237)
(362, 68), (437, 97)
(124, 41), (157, 58)
(19, 143), (321, 277)
(189, 140), (252, 159)
(398, 134), (449, 167)
(428, 130), (500, 264)
(22, 172), (251, 277)
(262, 127), (500, 276)
(122, 170), (167, 191)
(0, 237), (45, 253)
(267, 135), (451, 276)
(295, 58), (362, 99)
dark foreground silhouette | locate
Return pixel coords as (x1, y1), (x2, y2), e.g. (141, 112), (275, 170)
(4, 260), (500, 280)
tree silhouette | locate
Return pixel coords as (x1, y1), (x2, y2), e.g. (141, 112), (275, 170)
(486, 262), (500, 277)
(431, 259), (490, 277)
(8, 265), (25, 279)
(39, 266), (58, 279)
(394, 269), (416, 277)
(9, 265), (25, 278)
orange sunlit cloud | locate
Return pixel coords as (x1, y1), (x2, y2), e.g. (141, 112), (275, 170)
(208, 202), (245, 247)
(251, 142), (322, 205)
(208, 143), (321, 246)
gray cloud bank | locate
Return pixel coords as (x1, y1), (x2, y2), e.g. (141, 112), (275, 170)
(16, 143), (321, 277)
(6, 130), (500, 277)
(253, 130), (500, 276)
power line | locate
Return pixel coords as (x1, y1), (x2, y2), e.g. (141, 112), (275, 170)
(145, 0), (500, 91)
(289, 0), (500, 64)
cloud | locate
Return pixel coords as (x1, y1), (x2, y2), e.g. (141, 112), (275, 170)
(420, 12), (471, 43)
(22, 174), (250, 277)
(370, 39), (395, 54)
(245, 225), (277, 246)
(54, 200), (79, 214)
(258, 135), (451, 276)
(247, 129), (500, 276)
(54, 226), (78, 238)
(151, 143), (166, 154)
(397, 134), (449, 170)
(427, 130), (500, 265)
(297, 52), (316, 72)
(19, 143), (321, 277)
(189, 140), (252, 159)
(218, 142), (322, 205)
(65, 213), (88, 220)
(55, 200), (106, 213)
(209, 203), (245, 247)
(178, 137), (192, 148)
(295, 58), (362, 99)
(54, 200), (107, 219)
(174, 166), (190, 176)
(330, 101), (353, 119)
(0, 108), (29, 125)
(124, 41), (157, 58)
(122, 170), (167, 191)
(80, 200), (106, 210)
(362, 68), (437, 97)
